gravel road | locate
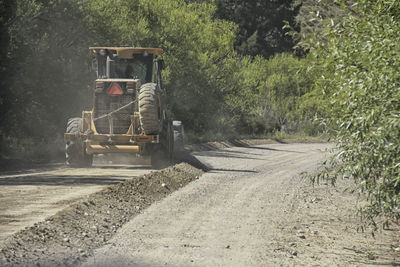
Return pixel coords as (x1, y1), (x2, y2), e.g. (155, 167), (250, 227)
(0, 161), (152, 242)
(83, 143), (399, 266)
(1, 143), (398, 266)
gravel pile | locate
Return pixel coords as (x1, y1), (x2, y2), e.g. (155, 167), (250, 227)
(0, 163), (202, 266)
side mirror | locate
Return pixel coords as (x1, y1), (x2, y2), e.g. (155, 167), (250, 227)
(91, 57), (98, 72)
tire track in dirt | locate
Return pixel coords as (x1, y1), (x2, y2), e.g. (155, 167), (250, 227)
(83, 143), (399, 266)
(1, 143), (399, 266)
(0, 163), (203, 266)
(0, 163), (152, 242)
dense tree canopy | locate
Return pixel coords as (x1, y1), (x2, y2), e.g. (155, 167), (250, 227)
(214, 0), (301, 58)
(0, 0), (240, 156)
(0, 0), (330, 155)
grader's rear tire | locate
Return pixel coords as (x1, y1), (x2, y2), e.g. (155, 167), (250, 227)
(65, 117), (93, 167)
(139, 83), (161, 135)
(147, 120), (173, 169)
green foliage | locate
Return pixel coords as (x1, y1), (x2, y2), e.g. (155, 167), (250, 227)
(260, 53), (318, 128)
(0, 0), (326, 160)
(1, 0), (93, 154)
(215, 0), (301, 58)
(294, 0), (345, 50)
(2, 0), (249, 155)
(224, 52), (321, 135)
(78, 0), (237, 135)
(309, 0), (400, 225)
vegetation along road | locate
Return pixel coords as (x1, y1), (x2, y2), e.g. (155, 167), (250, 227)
(1, 0), (399, 266)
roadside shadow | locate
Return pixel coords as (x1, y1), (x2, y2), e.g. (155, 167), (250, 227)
(329, 250), (400, 266)
(348, 260), (400, 266)
(193, 150), (260, 160)
(174, 145), (304, 172)
(174, 150), (211, 172)
(208, 168), (258, 173)
(218, 140), (303, 154)
(0, 175), (126, 186)
(228, 139), (252, 147)
(0, 162), (63, 175)
(228, 139), (304, 153)
(229, 139), (286, 146)
(93, 165), (152, 170)
(244, 146), (304, 153)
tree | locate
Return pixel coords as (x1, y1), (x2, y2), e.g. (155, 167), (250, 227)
(79, 0), (237, 134)
(0, 0), (16, 141)
(214, 0), (301, 58)
(0, 0), (96, 158)
(1, 0), (240, 157)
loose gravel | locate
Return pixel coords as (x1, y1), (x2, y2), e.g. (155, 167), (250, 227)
(0, 163), (202, 266)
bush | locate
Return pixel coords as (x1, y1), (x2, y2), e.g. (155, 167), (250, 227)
(224, 53), (322, 136)
(309, 0), (400, 226)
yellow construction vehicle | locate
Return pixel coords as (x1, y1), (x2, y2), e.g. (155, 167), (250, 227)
(64, 47), (180, 167)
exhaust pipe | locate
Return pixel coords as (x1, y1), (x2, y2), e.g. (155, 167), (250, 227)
(106, 56), (115, 78)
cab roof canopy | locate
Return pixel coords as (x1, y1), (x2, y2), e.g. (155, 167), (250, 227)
(89, 47), (163, 59)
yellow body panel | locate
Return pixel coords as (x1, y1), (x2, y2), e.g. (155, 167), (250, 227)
(86, 145), (140, 155)
(64, 109), (159, 155)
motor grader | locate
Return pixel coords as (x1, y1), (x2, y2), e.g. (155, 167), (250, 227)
(64, 47), (183, 167)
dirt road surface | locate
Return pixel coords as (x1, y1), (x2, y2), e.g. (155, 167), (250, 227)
(0, 143), (398, 266)
(0, 161), (152, 242)
(82, 143), (399, 266)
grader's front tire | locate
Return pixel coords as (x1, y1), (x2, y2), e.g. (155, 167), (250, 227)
(65, 117), (93, 167)
(139, 83), (161, 135)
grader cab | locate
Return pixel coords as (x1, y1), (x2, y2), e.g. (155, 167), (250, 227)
(64, 47), (182, 167)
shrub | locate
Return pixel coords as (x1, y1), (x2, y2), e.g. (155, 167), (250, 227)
(310, 0), (400, 226)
